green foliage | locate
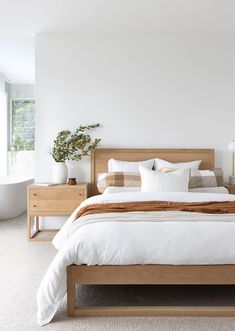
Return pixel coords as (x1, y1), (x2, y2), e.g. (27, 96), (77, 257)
(10, 99), (35, 151)
(51, 124), (101, 163)
(11, 136), (34, 152)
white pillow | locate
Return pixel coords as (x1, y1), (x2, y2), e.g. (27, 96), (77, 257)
(139, 166), (189, 193)
(103, 186), (141, 194)
(108, 158), (154, 172)
(155, 158), (201, 171)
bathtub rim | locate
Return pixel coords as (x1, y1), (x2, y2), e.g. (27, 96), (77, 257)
(0, 176), (34, 186)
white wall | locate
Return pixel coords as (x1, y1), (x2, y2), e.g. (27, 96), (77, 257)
(35, 34), (235, 183)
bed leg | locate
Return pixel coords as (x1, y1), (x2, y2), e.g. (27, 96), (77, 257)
(67, 266), (75, 317)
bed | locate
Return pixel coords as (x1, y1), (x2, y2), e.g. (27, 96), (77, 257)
(37, 148), (235, 325)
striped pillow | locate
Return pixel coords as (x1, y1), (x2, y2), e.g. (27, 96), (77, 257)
(97, 172), (141, 193)
(139, 166), (190, 192)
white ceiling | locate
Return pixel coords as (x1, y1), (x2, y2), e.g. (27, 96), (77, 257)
(0, 0), (235, 83)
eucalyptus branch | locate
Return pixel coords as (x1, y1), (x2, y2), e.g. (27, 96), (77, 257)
(51, 124), (101, 162)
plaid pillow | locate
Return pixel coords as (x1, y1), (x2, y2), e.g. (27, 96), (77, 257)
(97, 172), (141, 193)
(159, 167), (224, 189)
(189, 168), (224, 189)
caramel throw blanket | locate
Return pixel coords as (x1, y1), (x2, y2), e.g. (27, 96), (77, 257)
(74, 200), (235, 222)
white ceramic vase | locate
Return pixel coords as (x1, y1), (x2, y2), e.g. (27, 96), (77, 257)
(52, 162), (68, 184)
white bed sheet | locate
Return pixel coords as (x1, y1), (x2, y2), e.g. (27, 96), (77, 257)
(37, 192), (235, 325)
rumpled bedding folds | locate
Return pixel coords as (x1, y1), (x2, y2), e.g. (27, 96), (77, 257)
(37, 192), (235, 325)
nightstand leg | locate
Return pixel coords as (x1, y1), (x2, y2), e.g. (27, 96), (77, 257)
(35, 216), (39, 231)
(27, 216), (40, 241)
(27, 215), (32, 240)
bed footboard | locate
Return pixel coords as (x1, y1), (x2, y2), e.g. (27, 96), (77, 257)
(67, 264), (235, 317)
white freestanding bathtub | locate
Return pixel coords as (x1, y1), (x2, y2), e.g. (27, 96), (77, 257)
(0, 177), (34, 220)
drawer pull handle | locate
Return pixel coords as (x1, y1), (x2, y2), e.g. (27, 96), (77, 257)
(33, 193), (37, 196)
(79, 193), (82, 196)
(33, 205), (37, 207)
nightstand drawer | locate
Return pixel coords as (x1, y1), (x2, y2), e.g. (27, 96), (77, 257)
(29, 188), (85, 201)
(28, 186), (87, 213)
(29, 199), (82, 212)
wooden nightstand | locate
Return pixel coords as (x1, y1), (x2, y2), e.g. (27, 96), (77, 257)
(27, 183), (88, 241)
(225, 184), (235, 195)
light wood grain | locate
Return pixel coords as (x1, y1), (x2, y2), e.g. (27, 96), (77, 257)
(90, 148), (214, 195)
(27, 184), (88, 241)
(67, 265), (76, 317)
(71, 306), (235, 317)
(67, 264), (235, 317)
(29, 185), (87, 213)
(68, 264), (235, 285)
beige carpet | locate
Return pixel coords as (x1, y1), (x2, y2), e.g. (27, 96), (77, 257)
(1, 215), (235, 331)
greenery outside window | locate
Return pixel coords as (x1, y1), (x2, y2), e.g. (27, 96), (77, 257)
(10, 99), (35, 151)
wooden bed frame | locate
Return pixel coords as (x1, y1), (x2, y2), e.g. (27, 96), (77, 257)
(67, 148), (235, 317)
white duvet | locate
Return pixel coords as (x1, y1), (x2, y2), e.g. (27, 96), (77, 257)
(37, 192), (235, 325)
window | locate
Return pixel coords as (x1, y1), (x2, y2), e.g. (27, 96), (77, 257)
(10, 99), (35, 151)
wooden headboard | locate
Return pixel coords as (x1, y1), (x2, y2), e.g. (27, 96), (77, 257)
(90, 148), (214, 196)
